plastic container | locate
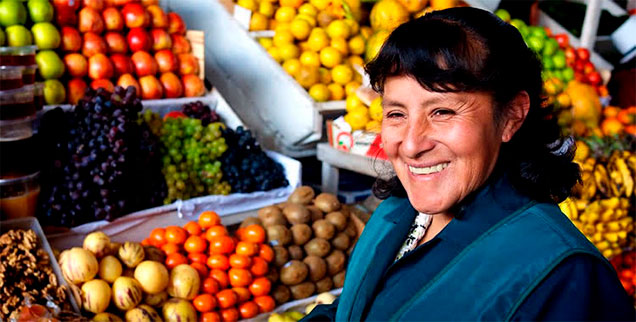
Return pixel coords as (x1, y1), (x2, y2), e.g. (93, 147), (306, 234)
(0, 85), (35, 120)
(0, 171), (40, 220)
(0, 45), (37, 66)
(0, 65), (24, 90)
(33, 82), (44, 111)
(22, 64), (38, 85)
(0, 116), (34, 140)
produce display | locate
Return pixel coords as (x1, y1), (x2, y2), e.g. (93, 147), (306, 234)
(609, 250), (635, 302)
(267, 291), (337, 322)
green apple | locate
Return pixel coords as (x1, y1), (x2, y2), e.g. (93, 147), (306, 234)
(36, 50), (65, 80)
(542, 55), (554, 70)
(31, 22), (60, 49)
(27, 0), (53, 23)
(542, 38), (558, 57)
(529, 26), (547, 39)
(552, 51), (566, 69)
(43, 79), (66, 105)
(0, 28), (5, 46)
(494, 9), (510, 23)
(562, 67), (574, 82)
(0, 1), (27, 27)
(5, 25), (32, 46)
(526, 36), (544, 53)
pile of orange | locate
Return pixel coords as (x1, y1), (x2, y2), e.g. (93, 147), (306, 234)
(142, 211), (276, 322)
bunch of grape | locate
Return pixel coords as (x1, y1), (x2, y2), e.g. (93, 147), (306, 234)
(220, 126), (289, 193)
(158, 115), (231, 203)
(182, 101), (220, 126)
(37, 87), (166, 227)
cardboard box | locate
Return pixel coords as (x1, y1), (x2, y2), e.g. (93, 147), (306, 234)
(326, 118), (387, 160)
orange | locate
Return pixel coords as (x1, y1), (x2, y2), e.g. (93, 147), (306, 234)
(328, 83), (345, 101)
(193, 293), (217, 313)
(220, 307), (239, 322)
(210, 236), (236, 254)
(199, 211), (222, 229)
(161, 243), (180, 255)
(184, 235), (208, 253)
(259, 244), (274, 262)
(188, 252), (208, 264)
(330, 37), (349, 55)
(331, 64), (353, 85)
(232, 287), (252, 303)
(229, 268), (253, 287)
(242, 225), (266, 243)
(229, 254), (252, 269)
(201, 312), (221, 322)
(253, 295), (275, 313)
(279, 0), (303, 9)
(319, 46), (342, 68)
(210, 269), (230, 288)
(216, 289), (238, 309)
(250, 257), (269, 277)
(236, 241), (259, 256)
(249, 277), (271, 297)
(205, 225), (229, 242)
(184, 221), (202, 236)
(149, 227), (166, 247)
(601, 118), (624, 136)
(207, 254), (230, 270)
(239, 301), (260, 319)
(191, 262), (209, 279)
(202, 277), (220, 294)
(603, 106), (620, 119)
(165, 253), (188, 269)
(249, 12), (269, 31)
(300, 51), (321, 68)
(165, 226), (187, 244)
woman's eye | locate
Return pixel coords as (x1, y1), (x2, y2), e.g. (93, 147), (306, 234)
(385, 111), (405, 118)
(432, 109), (455, 117)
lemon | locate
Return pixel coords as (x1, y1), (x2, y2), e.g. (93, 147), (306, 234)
(307, 31), (329, 51)
(259, 1), (276, 17)
(275, 6), (296, 23)
(273, 30), (294, 47)
(430, 0), (457, 10)
(290, 19), (311, 40)
(345, 81), (361, 96)
(330, 37), (349, 55)
(250, 12), (269, 31)
(298, 41), (312, 52)
(365, 30), (390, 62)
(310, 27), (327, 36)
(397, 0), (427, 13)
(365, 120), (381, 132)
(295, 64), (320, 89)
(267, 47), (282, 63)
(348, 35), (365, 55)
(360, 26), (373, 40)
(369, 97), (383, 121)
(269, 20), (278, 30)
(326, 20), (351, 39)
(328, 83), (345, 100)
(310, 0), (329, 10)
(300, 51), (320, 67)
(258, 37), (274, 49)
(298, 3), (318, 17)
(279, 43), (300, 60)
(283, 58), (302, 76)
(295, 14), (317, 27)
(346, 93), (365, 111)
(369, 0), (409, 31)
(344, 108), (370, 131)
(238, 0), (258, 12)
(344, 19), (360, 35)
(348, 55), (364, 67)
(331, 64), (354, 85)
(274, 22), (290, 33)
(319, 46), (342, 68)
(319, 67), (332, 84)
(309, 83), (331, 102)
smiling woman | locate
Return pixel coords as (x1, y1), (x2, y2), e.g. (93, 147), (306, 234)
(301, 7), (635, 322)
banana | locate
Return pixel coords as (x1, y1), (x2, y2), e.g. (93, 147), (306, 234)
(609, 170), (624, 197)
(614, 158), (633, 197)
(626, 155), (636, 172)
(593, 164), (611, 196)
(580, 171), (597, 200)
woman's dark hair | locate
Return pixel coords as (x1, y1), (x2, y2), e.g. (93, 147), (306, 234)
(366, 7), (580, 203)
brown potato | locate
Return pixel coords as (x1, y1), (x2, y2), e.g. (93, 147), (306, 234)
(304, 238), (331, 257)
(273, 246), (289, 267)
(272, 284), (291, 304)
(283, 204), (311, 225)
(303, 256), (327, 282)
(331, 232), (350, 250)
(258, 206), (287, 227)
(312, 220), (336, 240)
(239, 217), (262, 228)
(325, 212), (348, 231)
(288, 245), (304, 260)
(288, 186), (315, 205)
(290, 224), (313, 245)
(276, 202), (288, 209)
(280, 260), (309, 285)
(290, 281), (316, 300)
(267, 225), (292, 246)
(326, 250), (346, 275)
(315, 276), (334, 293)
(314, 193), (341, 213)
(333, 270), (345, 288)
(307, 205), (324, 222)
(265, 266), (279, 283)
(344, 220), (358, 238)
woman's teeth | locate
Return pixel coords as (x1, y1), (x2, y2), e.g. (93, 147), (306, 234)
(408, 163), (449, 175)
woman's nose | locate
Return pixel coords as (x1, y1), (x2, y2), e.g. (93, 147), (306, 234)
(401, 118), (435, 158)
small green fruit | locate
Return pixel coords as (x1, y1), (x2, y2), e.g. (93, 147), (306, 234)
(0, 1), (27, 27)
(5, 25), (32, 46)
(43, 79), (66, 105)
(494, 9), (510, 22)
(31, 22), (60, 49)
(27, 0), (54, 23)
(36, 50), (65, 80)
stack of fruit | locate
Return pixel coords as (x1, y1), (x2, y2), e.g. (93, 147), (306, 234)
(55, 0), (205, 103)
(600, 106), (636, 137)
(559, 137), (635, 259)
(609, 250), (636, 302)
(143, 211), (276, 321)
(342, 92), (382, 132)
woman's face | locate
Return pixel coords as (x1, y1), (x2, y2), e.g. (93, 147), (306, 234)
(381, 76), (508, 215)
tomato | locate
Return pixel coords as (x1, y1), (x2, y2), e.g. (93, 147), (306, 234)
(165, 226), (187, 244)
(205, 225), (229, 242)
(232, 287), (252, 303)
(193, 293), (217, 312)
(216, 289), (238, 309)
(239, 301), (260, 319)
(184, 235), (208, 253)
(242, 225), (265, 243)
(586, 71), (601, 86)
(253, 295), (275, 313)
(564, 47), (576, 65)
(621, 269), (634, 280)
(554, 34), (569, 48)
(583, 61), (595, 75)
(201, 312), (221, 322)
(235, 227), (246, 241)
(250, 257), (269, 276)
(258, 244), (274, 262)
(191, 262), (209, 279)
(165, 253), (188, 269)
(161, 243), (180, 255)
(207, 254), (230, 270)
(220, 307), (239, 322)
(229, 268), (253, 287)
(149, 227), (166, 247)
(576, 48), (590, 61)
(184, 221), (202, 236)
(199, 211), (222, 229)
(235, 241), (258, 257)
(209, 236), (236, 254)
(229, 254), (252, 269)
(210, 269), (230, 288)
(202, 277), (221, 294)
(249, 277), (271, 297)
(188, 252), (208, 264)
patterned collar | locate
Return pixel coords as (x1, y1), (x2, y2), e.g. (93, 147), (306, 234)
(395, 212), (432, 261)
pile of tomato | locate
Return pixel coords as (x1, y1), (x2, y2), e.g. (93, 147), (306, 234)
(142, 211), (276, 321)
(610, 250), (636, 298)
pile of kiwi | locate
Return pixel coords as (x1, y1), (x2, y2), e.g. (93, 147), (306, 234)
(239, 186), (359, 304)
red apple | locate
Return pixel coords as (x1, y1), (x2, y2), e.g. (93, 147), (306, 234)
(91, 79), (115, 92)
(88, 53), (114, 80)
(160, 72), (183, 98)
(105, 32), (128, 54)
(155, 49), (177, 73)
(82, 32), (108, 57)
(146, 5), (168, 28)
(79, 7), (105, 34)
(110, 53), (135, 76)
(127, 27), (152, 52)
(64, 53), (88, 77)
(55, 5), (78, 26)
(83, 0), (104, 10)
(117, 73), (141, 94)
(565, 47), (576, 65)
(67, 78), (88, 104)
(167, 12), (186, 34)
(53, 0), (80, 9)
(142, 0), (159, 6)
(61, 27), (82, 52)
(178, 53), (198, 76)
(102, 7), (124, 31)
(131, 50), (158, 77)
(139, 75), (163, 99)
(587, 71), (601, 86)
(151, 28), (172, 51)
(121, 3), (148, 28)
(583, 61), (595, 75)
(576, 48), (590, 62)
(182, 74), (205, 97)
(573, 59), (585, 72)
(171, 34), (191, 54)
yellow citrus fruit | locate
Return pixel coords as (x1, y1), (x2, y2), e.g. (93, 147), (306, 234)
(556, 92), (571, 108)
(360, 26), (373, 40)
(330, 37), (349, 55)
(320, 46), (343, 68)
(273, 30), (294, 47)
(348, 35), (365, 55)
(344, 108), (370, 131)
(327, 83), (345, 100)
(250, 13), (269, 31)
(295, 64), (320, 89)
(354, 71), (362, 82)
(310, 27), (327, 36)
(331, 64), (354, 85)
(279, 0), (303, 9)
(365, 120), (381, 132)
(397, 0), (427, 13)
(237, 0), (258, 12)
(346, 93), (365, 112)
(295, 14), (317, 27)
(365, 30), (391, 62)
(326, 20), (351, 39)
(279, 43), (300, 60)
(345, 81), (360, 96)
(319, 67), (332, 84)
(310, 0), (329, 10)
(298, 41), (312, 52)
(344, 19), (360, 35)
(308, 31), (329, 51)
(309, 83), (331, 102)
(282, 58), (302, 76)
(290, 19), (312, 40)
(267, 47), (282, 63)
(300, 51), (321, 67)
(369, 0), (409, 31)
(258, 37), (274, 49)
(259, 1), (276, 17)
(269, 20), (278, 30)
(274, 22), (290, 33)
(369, 97), (383, 121)
(275, 6), (297, 23)
(430, 0), (457, 10)
(298, 3), (318, 17)
(348, 55), (364, 67)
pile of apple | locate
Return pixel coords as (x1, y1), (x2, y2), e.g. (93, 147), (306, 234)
(55, 0), (205, 104)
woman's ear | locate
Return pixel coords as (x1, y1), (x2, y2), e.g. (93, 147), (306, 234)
(501, 91), (530, 142)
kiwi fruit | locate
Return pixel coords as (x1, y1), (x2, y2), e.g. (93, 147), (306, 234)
(273, 246), (290, 267)
(315, 276), (334, 293)
(290, 281), (316, 300)
(314, 193), (341, 213)
(344, 220), (358, 238)
(266, 266), (279, 283)
(326, 250), (346, 275)
(290, 224), (313, 245)
(283, 204), (311, 225)
(307, 205), (324, 222)
(143, 245), (165, 263)
(280, 260), (309, 285)
(304, 238), (331, 257)
(258, 206), (287, 227)
(267, 225), (292, 246)
(312, 219), (336, 240)
(303, 256), (327, 282)
(333, 271), (346, 288)
(331, 232), (350, 250)
(325, 212), (348, 231)
(272, 284), (291, 304)
(239, 217), (262, 228)
(288, 245), (304, 260)
(288, 186), (315, 205)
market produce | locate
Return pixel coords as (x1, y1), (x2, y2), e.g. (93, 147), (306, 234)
(125, 304), (162, 322)
(60, 247), (99, 284)
(162, 298), (198, 322)
(167, 263), (201, 300)
(134, 260), (170, 294)
(84, 230), (112, 258)
(609, 250), (636, 300)
(99, 255), (123, 283)
(112, 276), (144, 310)
(81, 279), (111, 313)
